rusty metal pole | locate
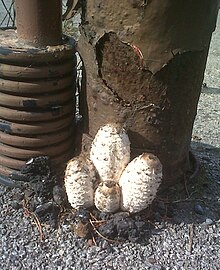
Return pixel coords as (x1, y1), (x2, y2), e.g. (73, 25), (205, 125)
(15, 0), (62, 46)
(0, 0), (77, 186)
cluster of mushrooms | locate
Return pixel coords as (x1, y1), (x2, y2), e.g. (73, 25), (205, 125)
(64, 123), (163, 214)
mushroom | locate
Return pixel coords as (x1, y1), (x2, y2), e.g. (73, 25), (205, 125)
(94, 181), (121, 213)
(64, 156), (96, 209)
(119, 153), (162, 213)
(90, 123), (130, 183)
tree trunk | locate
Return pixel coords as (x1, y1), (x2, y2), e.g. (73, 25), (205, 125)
(78, 0), (219, 187)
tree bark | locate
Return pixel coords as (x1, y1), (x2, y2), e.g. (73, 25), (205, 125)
(78, 0), (219, 187)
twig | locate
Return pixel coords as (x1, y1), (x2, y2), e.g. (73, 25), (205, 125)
(89, 219), (120, 244)
(89, 212), (99, 221)
(188, 224), (194, 253)
(134, 103), (161, 112)
(147, 220), (158, 228)
(90, 219), (107, 225)
(189, 151), (200, 180)
(57, 206), (66, 229)
(22, 200), (44, 241)
(22, 200), (30, 217)
(89, 212), (107, 228)
(91, 232), (97, 246)
(71, 209), (77, 215)
(184, 175), (190, 198)
(32, 212), (44, 241)
(131, 44), (144, 68)
(172, 198), (205, 204)
(0, 12), (7, 26)
(155, 196), (169, 203)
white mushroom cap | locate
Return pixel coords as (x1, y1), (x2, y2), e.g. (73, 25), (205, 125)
(90, 123), (130, 183)
(64, 157), (96, 209)
(94, 181), (121, 213)
(119, 153), (162, 213)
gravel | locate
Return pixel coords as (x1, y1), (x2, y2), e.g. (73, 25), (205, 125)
(0, 6), (220, 270)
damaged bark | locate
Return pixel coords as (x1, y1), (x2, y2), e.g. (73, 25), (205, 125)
(78, 0), (219, 187)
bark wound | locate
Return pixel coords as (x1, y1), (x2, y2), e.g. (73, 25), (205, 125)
(94, 33), (204, 185)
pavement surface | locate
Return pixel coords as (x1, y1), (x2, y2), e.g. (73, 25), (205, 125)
(0, 3), (219, 270)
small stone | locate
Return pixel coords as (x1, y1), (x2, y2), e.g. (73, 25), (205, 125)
(194, 203), (204, 215)
(72, 220), (88, 238)
(99, 212), (112, 221)
(13, 192), (24, 202)
(87, 239), (94, 247)
(0, 188), (5, 195)
(157, 201), (165, 210)
(98, 219), (117, 238)
(53, 185), (66, 205)
(154, 212), (162, 222)
(59, 249), (64, 256)
(10, 201), (21, 210)
(205, 218), (214, 225)
(157, 223), (165, 229)
(135, 221), (146, 230)
(112, 211), (130, 224)
(34, 202), (60, 228)
(99, 239), (114, 253)
(75, 208), (90, 223)
(148, 257), (157, 264)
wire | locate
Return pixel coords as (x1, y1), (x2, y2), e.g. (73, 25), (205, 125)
(0, 0), (14, 25)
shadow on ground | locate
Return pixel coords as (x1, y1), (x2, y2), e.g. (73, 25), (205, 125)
(152, 140), (220, 230)
(202, 86), (220, 94)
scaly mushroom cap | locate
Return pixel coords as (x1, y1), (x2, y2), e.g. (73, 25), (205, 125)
(64, 157), (96, 209)
(119, 153), (162, 213)
(90, 123), (130, 182)
(94, 181), (121, 213)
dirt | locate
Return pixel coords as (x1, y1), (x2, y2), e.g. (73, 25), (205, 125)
(11, 156), (67, 228)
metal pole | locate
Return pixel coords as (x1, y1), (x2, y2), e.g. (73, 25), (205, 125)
(15, 0), (62, 46)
